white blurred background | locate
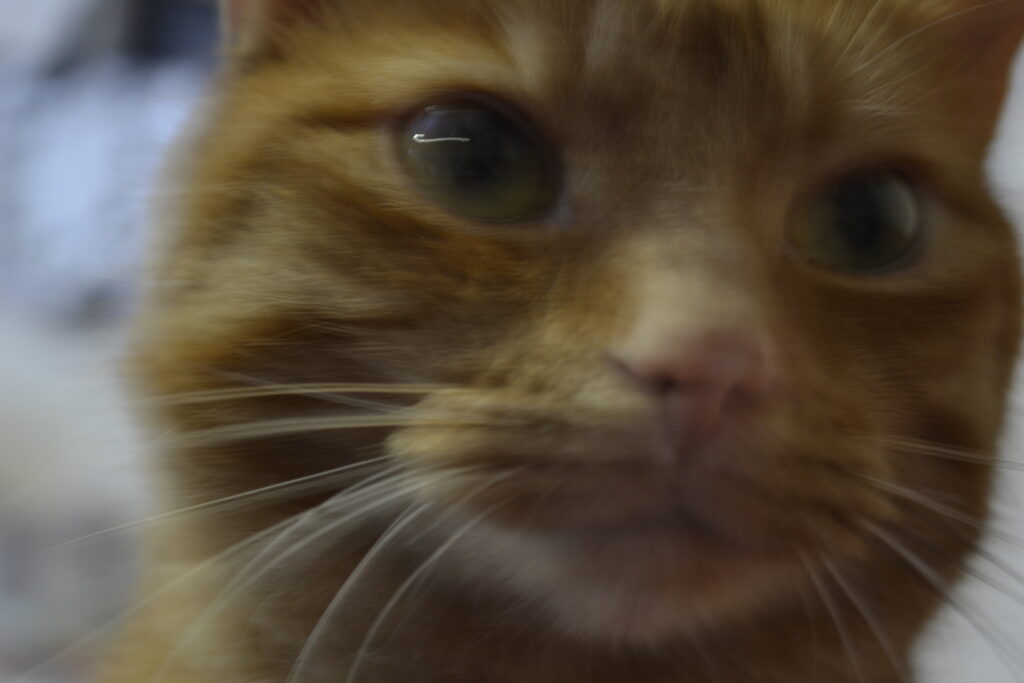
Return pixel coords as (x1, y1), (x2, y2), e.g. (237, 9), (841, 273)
(0, 2), (1022, 682)
(0, 2), (214, 681)
(0, 0), (214, 324)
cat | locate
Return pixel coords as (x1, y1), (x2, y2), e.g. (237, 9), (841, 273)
(103, 0), (1024, 681)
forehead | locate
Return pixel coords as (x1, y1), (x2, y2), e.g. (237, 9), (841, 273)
(307, 0), (932, 126)
(329, 0), (923, 66)
(480, 1), (935, 165)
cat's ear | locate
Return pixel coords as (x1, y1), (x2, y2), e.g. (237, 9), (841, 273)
(219, 0), (327, 62)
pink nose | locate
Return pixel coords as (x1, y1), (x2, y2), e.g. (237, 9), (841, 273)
(614, 330), (776, 453)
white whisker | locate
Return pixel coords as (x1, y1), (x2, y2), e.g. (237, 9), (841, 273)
(286, 502), (433, 683)
(345, 470), (518, 683)
(163, 414), (507, 450)
(801, 553), (866, 683)
(858, 474), (1024, 553)
(865, 522), (1024, 682)
(882, 436), (1024, 471)
(149, 382), (464, 407)
(52, 456), (392, 551)
(147, 465), (416, 683)
(13, 510), (307, 683)
(821, 556), (906, 682)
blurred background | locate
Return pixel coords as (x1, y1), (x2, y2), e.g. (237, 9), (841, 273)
(0, 2), (216, 681)
(0, 0), (215, 326)
(0, 2), (1022, 682)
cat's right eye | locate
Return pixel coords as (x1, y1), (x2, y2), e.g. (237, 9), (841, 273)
(396, 98), (560, 223)
(790, 170), (923, 273)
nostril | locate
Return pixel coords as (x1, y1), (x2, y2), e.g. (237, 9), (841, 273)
(650, 374), (678, 394)
(607, 356), (684, 395)
(616, 331), (774, 395)
(611, 329), (777, 449)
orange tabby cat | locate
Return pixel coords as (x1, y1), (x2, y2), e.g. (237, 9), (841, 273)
(106, 0), (1024, 681)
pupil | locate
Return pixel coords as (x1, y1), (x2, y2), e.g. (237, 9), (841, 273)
(831, 180), (889, 254)
(410, 107), (519, 191)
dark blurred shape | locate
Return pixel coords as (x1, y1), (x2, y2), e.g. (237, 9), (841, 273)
(126, 0), (218, 65)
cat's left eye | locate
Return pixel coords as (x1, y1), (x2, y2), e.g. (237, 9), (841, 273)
(790, 170), (923, 272)
(396, 98), (560, 223)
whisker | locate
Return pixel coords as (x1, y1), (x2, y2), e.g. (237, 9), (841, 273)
(863, 522), (1024, 682)
(163, 414), (511, 450)
(345, 470), (519, 683)
(900, 522), (1024, 612)
(800, 553), (866, 683)
(880, 436), (1024, 471)
(147, 465), (416, 683)
(345, 516), (483, 683)
(355, 469), (531, 644)
(966, 542), (1024, 603)
(307, 393), (409, 414)
(52, 456), (392, 551)
(286, 501), (433, 683)
(234, 467), (438, 580)
(148, 382), (467, 407)
(13, 510), (308, 683)
(208, 372), (460, 414)
(820, 556), (907, 682)
(795, 581), (825, 680)
(855, 474), (1024, 553)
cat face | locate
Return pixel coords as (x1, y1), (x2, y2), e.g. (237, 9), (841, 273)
(141, 0), (1023, 659)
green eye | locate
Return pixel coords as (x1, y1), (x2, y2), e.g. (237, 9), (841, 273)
(397, 99), (559, 223)
(791, 171), (922, 271)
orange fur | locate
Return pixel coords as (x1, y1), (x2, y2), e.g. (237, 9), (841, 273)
(105, 1), (1024, 681)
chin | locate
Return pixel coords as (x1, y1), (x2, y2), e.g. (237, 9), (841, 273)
(450, 507), (806, 645)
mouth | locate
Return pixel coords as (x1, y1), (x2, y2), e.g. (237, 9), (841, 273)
(428, 458), (817, 560)
(536, 489), (809, 576)
(449, 489), (810, 644)
(556, 505), (724, 542)
(422, 455), (840, 545)
(396, 438), (890, 644)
